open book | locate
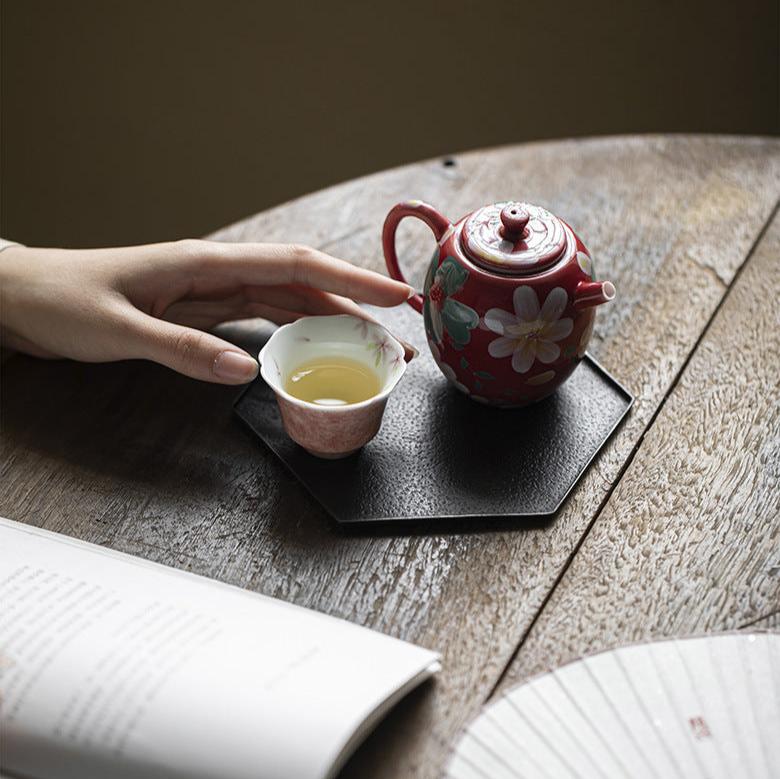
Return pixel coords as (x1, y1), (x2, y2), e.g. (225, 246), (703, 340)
(0, 517), (440, 779)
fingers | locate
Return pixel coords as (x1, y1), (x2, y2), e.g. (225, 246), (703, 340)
(164, 289), (418, 361)
(124, 309), (259, 385)
(244, 284), (369, 318)
(161, 288), (361, 329)
(174, 240), (413, 307)
(239, 304), (302, 325)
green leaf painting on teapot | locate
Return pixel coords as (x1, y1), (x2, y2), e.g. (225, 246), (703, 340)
(422, 250), (479, 349)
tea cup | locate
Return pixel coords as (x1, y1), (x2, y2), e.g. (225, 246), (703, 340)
(258, 315), (408, 458)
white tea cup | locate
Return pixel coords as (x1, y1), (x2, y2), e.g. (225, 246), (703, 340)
(258, 315), (408, 458)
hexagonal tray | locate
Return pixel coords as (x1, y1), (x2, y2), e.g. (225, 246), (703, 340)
(234, 305), (632, 526)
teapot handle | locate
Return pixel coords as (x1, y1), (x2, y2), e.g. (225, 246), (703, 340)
(383, 200), (451, 314)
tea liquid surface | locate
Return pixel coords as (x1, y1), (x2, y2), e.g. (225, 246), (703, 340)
(285, 356), (381, 406)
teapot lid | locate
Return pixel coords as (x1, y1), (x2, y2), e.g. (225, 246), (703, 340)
(461, 201), (570, 275)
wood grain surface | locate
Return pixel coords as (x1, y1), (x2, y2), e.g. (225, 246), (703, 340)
(746, 612), (780, 631)
(1, 135), (779, 779)
(494, 212), (780, 692)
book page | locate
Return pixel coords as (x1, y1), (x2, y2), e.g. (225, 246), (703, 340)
(0, 518), (439, 779)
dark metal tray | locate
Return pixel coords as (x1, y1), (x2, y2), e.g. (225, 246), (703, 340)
(234, 305), (633, 526)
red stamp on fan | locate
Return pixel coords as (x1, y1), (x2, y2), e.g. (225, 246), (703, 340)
(689, 716), (712, 739)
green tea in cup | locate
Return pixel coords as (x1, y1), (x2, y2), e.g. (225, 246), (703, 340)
(259, 314), (408, 458)
(285, 356), (381, 406)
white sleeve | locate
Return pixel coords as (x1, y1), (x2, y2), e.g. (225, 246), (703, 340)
(0, 238), (22, 252)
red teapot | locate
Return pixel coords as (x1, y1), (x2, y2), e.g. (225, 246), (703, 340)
(383, 200), (615, 407)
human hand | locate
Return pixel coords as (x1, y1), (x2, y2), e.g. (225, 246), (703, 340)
(0, 240), (414, 384)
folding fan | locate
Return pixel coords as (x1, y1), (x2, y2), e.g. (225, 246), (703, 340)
(447, 632), (780, 779)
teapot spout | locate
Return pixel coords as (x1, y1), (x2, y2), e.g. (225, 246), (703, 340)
(574, 280), (616, 310)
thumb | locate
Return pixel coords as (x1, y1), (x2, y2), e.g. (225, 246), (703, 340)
(126, 310), (259, 385)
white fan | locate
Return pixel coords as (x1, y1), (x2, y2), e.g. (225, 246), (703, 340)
(446, 632), (780, 779)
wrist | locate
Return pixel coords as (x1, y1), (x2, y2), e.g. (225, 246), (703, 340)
(0, 246), (42, 332)
(0, 246), (75, 359)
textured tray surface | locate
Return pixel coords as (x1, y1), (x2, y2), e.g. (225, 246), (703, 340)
(234, 305), (633, 524)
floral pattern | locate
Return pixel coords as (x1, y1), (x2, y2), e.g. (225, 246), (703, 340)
(458, 355), (496, 393)
(526, 370), (556, 386)
(429, 340), (469, 394)
(352, 318), (370, 339)
(577, 250), (593, 277)
(423, 253), (479, 348)
(390, 352), (405, 374)
(440, 224), (456, 244)
(367, 335), (393, 367)
(351, 318), (404, 368)
(485, 286), (573, 373)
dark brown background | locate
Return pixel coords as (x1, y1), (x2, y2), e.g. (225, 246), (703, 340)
(1, 0), (777, 248)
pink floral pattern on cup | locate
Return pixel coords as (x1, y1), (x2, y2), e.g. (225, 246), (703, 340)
(259, 315), (408, 459)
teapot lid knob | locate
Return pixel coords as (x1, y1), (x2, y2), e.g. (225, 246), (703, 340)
(500, 205), (530, 240)
(462, 201), (570, 276)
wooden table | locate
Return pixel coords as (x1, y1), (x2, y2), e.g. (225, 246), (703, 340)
(2, 135), (779, 778)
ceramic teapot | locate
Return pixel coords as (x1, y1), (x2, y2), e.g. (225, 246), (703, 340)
(383, 200), (615, 407)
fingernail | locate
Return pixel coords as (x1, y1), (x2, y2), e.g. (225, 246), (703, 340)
(213, 350), (258, 382)
(406, 286), (416, 299)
